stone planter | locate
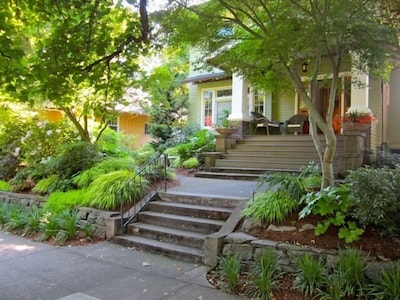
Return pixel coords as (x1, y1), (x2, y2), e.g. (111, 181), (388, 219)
(215, 128), (238, 136)
(341, 122), (370, 131)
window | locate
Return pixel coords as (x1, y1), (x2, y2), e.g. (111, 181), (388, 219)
(254, 90), (265, 114)
(108, 117), (118, 131)
(203, 90), (213, 126)
(202, 88), (233, 127)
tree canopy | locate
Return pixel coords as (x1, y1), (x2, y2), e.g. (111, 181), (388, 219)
(1, 0), (150, 142)
(162, 0), (400, 187)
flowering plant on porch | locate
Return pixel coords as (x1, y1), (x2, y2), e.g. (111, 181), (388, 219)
(333, 108), (376, 133)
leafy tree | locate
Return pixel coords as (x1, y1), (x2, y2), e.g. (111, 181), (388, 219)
(140, 47), (189, 151)
(1, 0), (150, 142)
(162, 0), (399, 187)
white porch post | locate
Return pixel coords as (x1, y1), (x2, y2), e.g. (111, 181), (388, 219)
(229, 74), (250, 122)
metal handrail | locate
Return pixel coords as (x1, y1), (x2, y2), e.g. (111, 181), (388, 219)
(120, 153), (168, 234)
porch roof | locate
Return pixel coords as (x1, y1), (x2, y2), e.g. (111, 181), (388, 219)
(182, 71), (232, 84)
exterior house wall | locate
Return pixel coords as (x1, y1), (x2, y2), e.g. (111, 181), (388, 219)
(388, 68), (400, 151)
(368, 77), (383, 150)
(118, 113), (152, 148)
(41, 109), (63, 122)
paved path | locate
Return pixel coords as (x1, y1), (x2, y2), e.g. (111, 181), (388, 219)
(0, 231), (246, 300)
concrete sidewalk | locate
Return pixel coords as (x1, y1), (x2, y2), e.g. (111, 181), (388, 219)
(0, 231), (246, 300)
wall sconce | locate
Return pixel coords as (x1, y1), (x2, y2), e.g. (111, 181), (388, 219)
(302, 62), (308, 73)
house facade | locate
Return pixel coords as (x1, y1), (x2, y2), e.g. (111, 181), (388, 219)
(184, 49), (400, 153)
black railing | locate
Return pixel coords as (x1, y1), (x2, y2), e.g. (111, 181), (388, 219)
(120, 153), (168, 234)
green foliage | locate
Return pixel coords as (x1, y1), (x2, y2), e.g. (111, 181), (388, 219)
(0, 154), (20, 181)
(81, 222), (96, 242)
(39, 211), (62, 241)
(84, 170), (148, 210)
(44, 189), (87, 213)
(0, 203), (9, 226)
(368, 150), (400, 169)
(294, 254), (326, 298)
(336, 249), (368, 297)
(131, 144), (157, 166)
(181, 157), (199, 169)
(346, 167), (400, 236)
(0, 180), (11, 191)
(300, 184), (364, 243)
(242, 191), (299, 223)
(95, 127), (132, 157)
(32, 175), (60, 195)
(73, 157), (137, 188)
(175, 129), (215, 163)
(216, 255), (242, 291)
(370, 262), (400, 299)
(247, 251), (284, 300)
(56, 210), (79, 243)
(24, 207), (44, 235)
(4, 204), (27, 233)
(48, 141), (102, 180)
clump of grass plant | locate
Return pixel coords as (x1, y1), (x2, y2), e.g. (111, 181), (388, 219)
(81, 222), (96, 241)
(39, 211), (62, 241)
(369, 262), (400, 299)
(32, 174), (59, 195)
(4, 204), (27, 233)
(242, 191), (299, 223)
(293, 254), (326, 299)
(216, 255), (242, 291)
(247, 250), (284, 300)
(55, 210), (79, 243)
(73, 157), (137, 188)
(44, 189), (87, 213)
(84, 170), (148, 211)
(24, 207), (44, 235)
(0, 180), (11, 191)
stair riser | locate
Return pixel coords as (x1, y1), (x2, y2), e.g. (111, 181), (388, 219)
(138, 213), (222, 234)
(112, 237), (203, 263)
(127, 225), (204, 248)
(157, 192), (242, 208)
(215, 160), (329, 169)
(147, 202), (231, 221)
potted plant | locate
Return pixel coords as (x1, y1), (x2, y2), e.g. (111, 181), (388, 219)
(215, 110), (238, 136)
(341, 108), (376, 131)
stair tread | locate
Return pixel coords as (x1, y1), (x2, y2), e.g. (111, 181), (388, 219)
(139, 211), (226, 225)
(150, 201), (235, 213)
(130, 222), (206, 239)
(116, 235), (204, 256)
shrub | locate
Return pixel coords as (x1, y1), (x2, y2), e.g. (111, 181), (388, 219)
(0, 180), (11, 191)
(84, 170), (148, 210)
(24, 207), (44, 235)
(294, 254), (326, 298)
(175, 129), (215, 163)
(73, 157), (137, 188)
(44, 189), (87, 212)
(247, 250), (284, 300)
(39, 211), (62, 241)
(300, 184), (364, 243)
(96, 127), (133, 157)
(257, 172), (306, 201)
(216, 255), (242, 291)
(0, 153), (20, 181)
(346, 167), (400, 236)
(242, 191), (299, 223)
(182, 157), (199, 169)
(47, 141), (102, 179)
(368, 150), (400, 169)
(56, 210), (79, 243)
(4, 204), (28, 233)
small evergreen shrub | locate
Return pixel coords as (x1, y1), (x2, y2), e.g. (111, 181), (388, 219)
(181, 157), (199, 169)
(368, 150), (400, 169)
(346, 167), (400, 236)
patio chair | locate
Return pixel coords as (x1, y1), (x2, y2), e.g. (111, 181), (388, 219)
(250, 111), (280, 135)
(283, 114), (308, 134)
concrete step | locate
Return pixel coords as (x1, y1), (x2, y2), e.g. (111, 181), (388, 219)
(127, 222), (205, 248)
(157, 191), (244, 208)
(146, 200), (234, 220)
(137, 211), (225, 234)
(112, 235), (204, 263)
(194, 171), (259, 181)
(214, 159), (324, 169)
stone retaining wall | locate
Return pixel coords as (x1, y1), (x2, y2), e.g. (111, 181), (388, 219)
(0, 191), (114, 239)
(222, 232), (398, 279)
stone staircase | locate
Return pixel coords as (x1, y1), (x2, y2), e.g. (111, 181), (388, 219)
(195, 134), (344, 180)
(112, 191), (246, 263)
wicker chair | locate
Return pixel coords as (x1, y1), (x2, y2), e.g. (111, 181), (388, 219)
(250, 112), (280, 135)
(283, 114), (308, 134)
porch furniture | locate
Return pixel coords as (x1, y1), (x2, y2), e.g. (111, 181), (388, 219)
(283, 114), (308, 134)
(250, 111), (280, 135)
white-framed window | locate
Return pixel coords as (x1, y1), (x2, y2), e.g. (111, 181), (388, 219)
(253, 90), (266, 114)
(108, 117), (118, 131)
(201, 87), (232, 127)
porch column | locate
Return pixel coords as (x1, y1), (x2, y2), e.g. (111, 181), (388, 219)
(229, 73), (250, 137)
